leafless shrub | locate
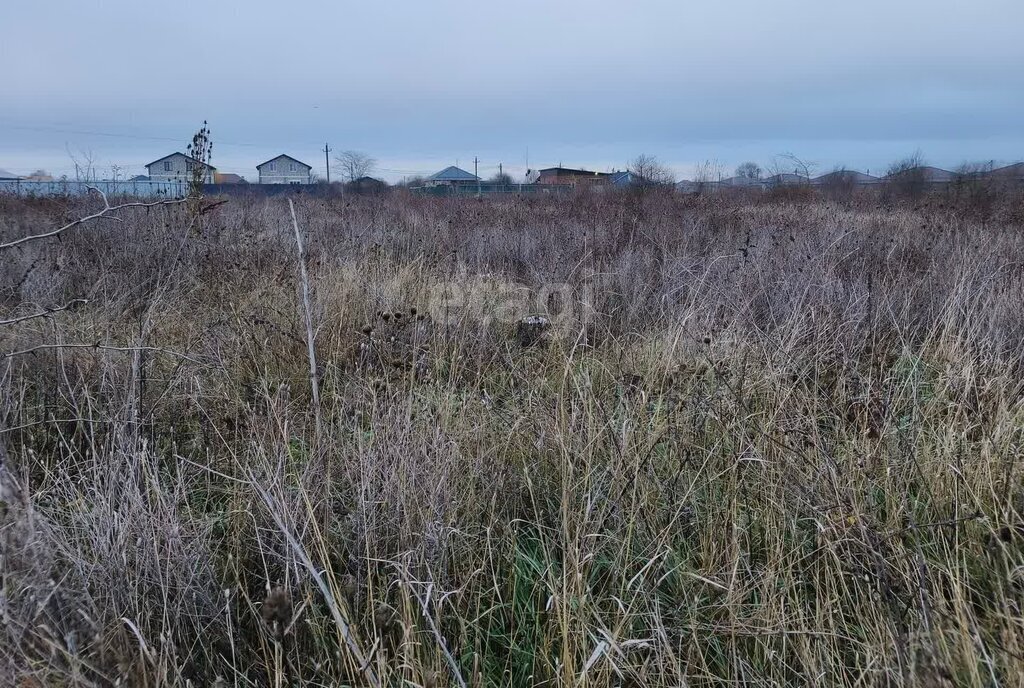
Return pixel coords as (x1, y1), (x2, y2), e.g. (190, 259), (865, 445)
(691, 159), (724, 194)
(820, 166), (858, 202)
(885, 150), (927, 201)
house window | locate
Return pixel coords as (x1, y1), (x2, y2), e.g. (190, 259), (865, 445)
(289, 163), (296, 171)
(268, 162), (276, 171)
(186, 162), (194, 172)
(163, 161), (171, 171)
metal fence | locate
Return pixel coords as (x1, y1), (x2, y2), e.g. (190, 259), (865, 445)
(411, 183), (579, 196)
(0, 180), (359, 198)
(0, 179), (188, 197)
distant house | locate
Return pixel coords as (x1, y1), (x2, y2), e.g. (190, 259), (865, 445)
(986, 163), (1024, 181)
(425, 166), (479, 187)
(917, 167), (957, 183)
(0, 168), (21, 181)
(347, 176), (388, 194)
(763, 173), (810, 186)
(214, 172), (247, 184)
(535, 167), (611, 186)
(257, 155), (312, 185)
(812, 170), (880, 186)
(883, 166), (955, 184)
(146, 152), (216, 183)
(609, 170), (637, 186)
(717, 176), (764, 188)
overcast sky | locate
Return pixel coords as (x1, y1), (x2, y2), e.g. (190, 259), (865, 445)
(1, 0), (1022, 181)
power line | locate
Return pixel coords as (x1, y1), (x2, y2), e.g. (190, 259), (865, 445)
(0, 121), (268, 148)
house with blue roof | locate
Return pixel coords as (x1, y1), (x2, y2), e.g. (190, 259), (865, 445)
(425, 165), (479, 188)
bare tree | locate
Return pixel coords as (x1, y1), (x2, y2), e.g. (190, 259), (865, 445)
(886, 150), (927, 201)
(772, 152), (817, 181)
(628, 154), (674, 186)
(735, 162), (762, 180)
(67, 147), (97, 183)
(334, 150), (377, 184)
(693, 159), (725, 193)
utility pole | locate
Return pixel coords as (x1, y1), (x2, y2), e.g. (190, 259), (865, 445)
(323, 143), (332, 184)
(475, 156), (480, 196)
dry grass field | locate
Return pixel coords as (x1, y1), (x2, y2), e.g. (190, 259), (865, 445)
(2, 186), (1024, 686)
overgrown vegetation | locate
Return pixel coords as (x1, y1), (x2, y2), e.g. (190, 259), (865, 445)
(2, 188), (1024, 686)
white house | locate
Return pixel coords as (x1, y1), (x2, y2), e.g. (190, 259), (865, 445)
(256, 155), (312, 184)
(145, 152), (215, 183)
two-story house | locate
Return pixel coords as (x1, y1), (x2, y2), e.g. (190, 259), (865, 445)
(145, 152), (216, 183)
(256, 155), (312, 184)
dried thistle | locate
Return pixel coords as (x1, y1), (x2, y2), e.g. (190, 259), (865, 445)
(261, 587), (292, 632)
(373, 603), (397, 632)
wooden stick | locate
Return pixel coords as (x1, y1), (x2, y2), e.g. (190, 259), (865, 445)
(288, 199), (322, 441)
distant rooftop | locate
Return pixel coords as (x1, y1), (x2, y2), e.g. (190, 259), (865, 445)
(813, 170), (880, 184)
(145, 152), (215, 170)
(427, 166), (479, 182)
(987, 162), (1024, 178)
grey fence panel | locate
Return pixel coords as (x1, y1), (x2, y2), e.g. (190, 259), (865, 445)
(0, 180), (187, 198)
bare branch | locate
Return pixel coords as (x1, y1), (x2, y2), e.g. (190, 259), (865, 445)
(0, 299), (88, 326)
(0, 187), (186, 250)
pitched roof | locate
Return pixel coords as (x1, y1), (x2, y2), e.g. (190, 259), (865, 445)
(719, 176), (763, 187)
(884, 166), (955, 182)
(813, 170), (879, 184)
(764, 173), (810, 185)
(427, 166), (479, 182)
(986, 162), (1024, 178)
(609, 170), (633, 185)
(256, 154), (312, 170)
(918, 166), (956, 182)
(0, 168), (21, 179)
(214, 172), (246, 184)
(538, 167), (610, 177)
(145, 152), (215, 170)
